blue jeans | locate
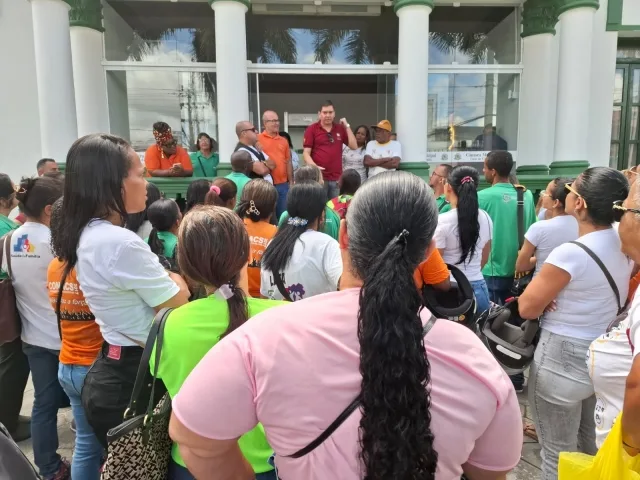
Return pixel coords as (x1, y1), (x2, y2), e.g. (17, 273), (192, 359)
(169, 459), (277, 480)
(22, 343), (65, 478)
(529, 329), (597, 480)
(483, 275), (514, 305)
(58, 363), (104, 480)
(470, 279), (490, 316)
(274, 182), (290, 220)
(323, 181), (339, 202)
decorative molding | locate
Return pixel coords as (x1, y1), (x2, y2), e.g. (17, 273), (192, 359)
(556, 0), (599, 16)
(67, 0), (103, 32)
(521, 0), (559, 37)
(209, 0), (252, 10)
(393, 0), (434, 14)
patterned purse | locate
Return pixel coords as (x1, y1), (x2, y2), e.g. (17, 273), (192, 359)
(101, 308), (174, 480)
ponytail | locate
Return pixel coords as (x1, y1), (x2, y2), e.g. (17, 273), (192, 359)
(147, 227), (164, 257)
(220, 273), (249, 339)
(358, 231), (437, 478)
(448, 166), (480, 265)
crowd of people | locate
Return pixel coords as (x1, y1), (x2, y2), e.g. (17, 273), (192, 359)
(0, 99), (640, 480)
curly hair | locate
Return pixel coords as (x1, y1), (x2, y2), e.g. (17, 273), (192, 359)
(346, 171), (438, 479)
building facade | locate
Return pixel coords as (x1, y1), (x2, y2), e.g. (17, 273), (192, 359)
(1, 0), (639, 182)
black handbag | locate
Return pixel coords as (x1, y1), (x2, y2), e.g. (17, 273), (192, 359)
(101, 308), (173, 480)
(511, 185), (533, 296)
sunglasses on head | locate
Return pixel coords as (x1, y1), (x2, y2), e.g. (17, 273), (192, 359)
(241, 127), (257, 134)
(613, 200), (640, 223)
(565, 182), (587, 208)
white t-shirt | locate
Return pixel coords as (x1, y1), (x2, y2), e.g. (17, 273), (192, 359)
(626, 288), (640, 357)
(261, 230), (342, 301)
(1, 223), (59, 350)
(237, 145), (273, 184)
(537, 208), (547, 221)
(587, 315), (633, 448)
(364, 140), (402, 178)
(542, 228), (633, 340)
(524, 215), (579, 275)
(434, 209), (493, 282)
(76, 220), (180, 346)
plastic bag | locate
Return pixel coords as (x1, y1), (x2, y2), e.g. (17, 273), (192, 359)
(559, 415), (640, 479)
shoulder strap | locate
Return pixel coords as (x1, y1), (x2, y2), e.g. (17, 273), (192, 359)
(287, 315), (437, 459)
(242, 145), (265, 162)
(569, 241), (623, 315)
(1, 231), (15, 279)
(273, 272), (293, 302)
(125, 308), (173, 418)
(515, 185), (526, 249)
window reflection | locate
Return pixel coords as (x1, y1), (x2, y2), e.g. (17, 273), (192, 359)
(107, 71), (218, 152)
(427, 73), (519, 152)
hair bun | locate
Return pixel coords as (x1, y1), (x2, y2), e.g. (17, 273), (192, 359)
(15, 177), (37, 203)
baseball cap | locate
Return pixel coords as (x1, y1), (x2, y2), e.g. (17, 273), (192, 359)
(371, 120), (392, 132)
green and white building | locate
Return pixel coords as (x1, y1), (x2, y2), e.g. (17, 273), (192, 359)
(1, 0), (640, 184)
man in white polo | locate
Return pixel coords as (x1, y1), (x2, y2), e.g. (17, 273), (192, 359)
(364, 120), (402, 178)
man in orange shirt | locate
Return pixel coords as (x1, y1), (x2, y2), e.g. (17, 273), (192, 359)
(258, 111), (293, 219)
(144, 122), (193, 177)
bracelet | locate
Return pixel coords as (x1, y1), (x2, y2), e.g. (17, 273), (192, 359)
(623, 439), (640, 453)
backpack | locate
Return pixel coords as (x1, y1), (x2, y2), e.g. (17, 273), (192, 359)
(0, 423), (40, 479)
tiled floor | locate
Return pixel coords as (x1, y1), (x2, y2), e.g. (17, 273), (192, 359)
(17, 378), (542, 479)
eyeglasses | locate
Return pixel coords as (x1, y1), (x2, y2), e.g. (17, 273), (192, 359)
(264, 119), (280, 124)
(565, 183), (587, 208)
(164, 140), (177, 147)
(431, 171), (445, 178)
(622, 168), (639, 176)
(613, 200), (640, 222)
(539, 191), (551, 198)
(327, 132), (335, 144)
(241, 127), (257, 134)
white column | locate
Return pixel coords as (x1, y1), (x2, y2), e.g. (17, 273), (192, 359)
(554, 6), (597, 162)
(71, 27), (110, 136)
(587, 0), (618, 167)
(212, 0), (250, 163)
(518, 33), (557, 166)
(30, 0), (77, 162)
(396, 2), (432, 163)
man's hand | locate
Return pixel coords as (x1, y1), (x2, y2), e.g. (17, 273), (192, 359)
(340, 118), (349, 128)
(170, 163), (184, 175)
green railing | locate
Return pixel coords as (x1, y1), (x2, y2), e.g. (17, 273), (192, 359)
(60, 161), (588, 200)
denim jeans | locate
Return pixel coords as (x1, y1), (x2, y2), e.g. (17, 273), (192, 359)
(529, 329), (597, 480)
(274, 182), (290, 220)
(483, 275), (514, 305)
(58, 363), (103, 480)
(169, 459), (277, 480)
(470, 279), (490, 316)
(22, 343), (66, 478)
(323, 181), (339, 202)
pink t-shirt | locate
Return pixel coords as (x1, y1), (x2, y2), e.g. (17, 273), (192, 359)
(173, 289), (522, 479)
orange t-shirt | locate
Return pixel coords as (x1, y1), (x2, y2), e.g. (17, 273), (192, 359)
(144, 145), (193, 176)
(413, 249), (451, 289)
(47, 259), (103, 366)
(244, 218), (277, 298)
(258, 132), (290, 185)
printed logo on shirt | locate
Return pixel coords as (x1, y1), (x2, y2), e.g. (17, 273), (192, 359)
(267, 273), (306, 301)
(594, 395), (606, 429)
(13, 234), (35, 254)
(336, 133), (342, 141)
(502, 194), (512, 203)
(107, 345), (121, 361)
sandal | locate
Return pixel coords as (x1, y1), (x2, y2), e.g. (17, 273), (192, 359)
(523, 421), (538, 441)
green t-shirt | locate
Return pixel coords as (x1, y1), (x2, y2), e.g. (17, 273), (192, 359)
(0, 215), (18, 280)
(278, 206), (340, 240)
(190, 151), (219, 177)
(436, 194), (451, 214)
(146, 231), (177, 259)
(225, 172), (252, 205)
(478, 183), (537, 278)
(151, 295), (284, 472)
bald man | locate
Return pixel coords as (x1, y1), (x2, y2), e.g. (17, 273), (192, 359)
(234, 121), (275, 184)
(258, 111), (293, 218)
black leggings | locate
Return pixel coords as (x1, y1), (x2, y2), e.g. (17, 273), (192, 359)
(81, 343), (164, 449)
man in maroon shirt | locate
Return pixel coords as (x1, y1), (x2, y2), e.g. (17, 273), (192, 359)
(302, 100), (357, 200)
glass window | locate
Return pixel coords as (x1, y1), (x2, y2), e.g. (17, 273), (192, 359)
(245, 11), (398, 64)
(106, 70), (218, 152)
(429, 7), (519, 65)
(427, 73), (519, 157)
(103, 1), (215, 62)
